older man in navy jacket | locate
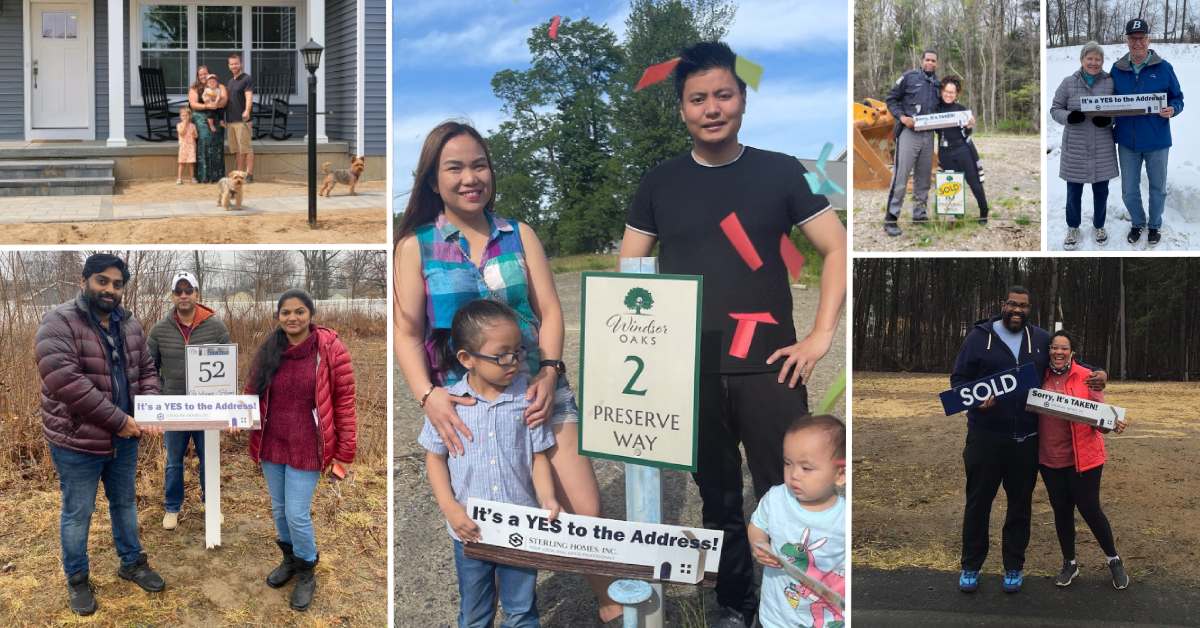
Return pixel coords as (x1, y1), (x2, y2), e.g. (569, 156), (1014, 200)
(1111, 18), (1185, 247)
(950, 285), (1106, 595)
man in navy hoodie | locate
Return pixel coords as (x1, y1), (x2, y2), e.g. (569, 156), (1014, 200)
(950, 286), (1106, 594)
(1111, 18), (1184, 247)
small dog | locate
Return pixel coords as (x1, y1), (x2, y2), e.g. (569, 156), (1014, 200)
(320, 156), (366, 197)
(217, 170), (247, 210)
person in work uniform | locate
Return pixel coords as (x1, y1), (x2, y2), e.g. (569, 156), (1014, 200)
(883, 49), (941, 237)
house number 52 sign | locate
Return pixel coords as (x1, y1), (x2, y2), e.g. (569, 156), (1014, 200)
(578, 272), (702, 471)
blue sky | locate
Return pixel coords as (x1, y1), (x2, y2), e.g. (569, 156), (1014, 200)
(392, 0), (848, 209)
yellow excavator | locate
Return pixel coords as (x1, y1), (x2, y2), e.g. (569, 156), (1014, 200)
(852, 98), (896, 190)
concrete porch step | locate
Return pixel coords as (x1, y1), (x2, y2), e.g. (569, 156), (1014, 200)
(0, 159), (116, 180)
(0, 176), (116, 197)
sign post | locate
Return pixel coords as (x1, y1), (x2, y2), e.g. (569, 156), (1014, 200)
(186, 344), (238, 549)
(578, 259), (702, 627)
(936, 171), (966, 216)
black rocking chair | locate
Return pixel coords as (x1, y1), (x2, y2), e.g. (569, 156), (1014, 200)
(137, 66), (187, 142)
(252, 71), (293, 140)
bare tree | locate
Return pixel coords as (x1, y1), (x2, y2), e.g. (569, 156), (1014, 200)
(237, 251), (297, 301)
(299, 251), (341, 300)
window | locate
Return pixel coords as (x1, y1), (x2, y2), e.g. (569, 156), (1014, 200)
(42, 12), (79, 39)
(133, 2), (304, 103)
(253, 7), (298, 94)
(140, 5), (188, 93)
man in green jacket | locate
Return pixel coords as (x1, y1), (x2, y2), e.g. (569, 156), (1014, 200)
(147, 271), (231, 530)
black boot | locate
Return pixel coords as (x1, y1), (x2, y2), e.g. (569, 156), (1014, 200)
(267, 540), (297, 588)
(67, 571), (97, 616)
(290, 555), (318, 611)
(117, 553), (165, 592)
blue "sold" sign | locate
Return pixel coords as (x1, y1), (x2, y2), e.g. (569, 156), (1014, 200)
(940, 362), (1040, 415)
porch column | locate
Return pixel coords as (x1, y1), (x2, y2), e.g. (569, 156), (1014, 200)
(310, 0), (328, 143)
(355, 0), (365, 155)
(106, 0), (126, 146)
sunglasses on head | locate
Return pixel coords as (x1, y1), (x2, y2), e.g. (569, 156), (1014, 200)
(173, 286), (195, 295)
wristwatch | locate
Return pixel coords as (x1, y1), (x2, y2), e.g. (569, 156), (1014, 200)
(539, 359), (566, 376)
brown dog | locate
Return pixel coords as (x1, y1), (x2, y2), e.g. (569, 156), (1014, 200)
(319, 156), (366, 197)
(217, 170), (247, 210)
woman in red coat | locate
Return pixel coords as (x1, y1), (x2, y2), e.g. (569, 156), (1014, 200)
(1039, 330), (1127, 590)
(246, 289), (356, 612)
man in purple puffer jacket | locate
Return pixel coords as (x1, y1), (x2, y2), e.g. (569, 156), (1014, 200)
(35, 253), (165, 615)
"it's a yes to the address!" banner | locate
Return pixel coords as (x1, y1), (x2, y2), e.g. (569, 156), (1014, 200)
(463, 498), (723, 585)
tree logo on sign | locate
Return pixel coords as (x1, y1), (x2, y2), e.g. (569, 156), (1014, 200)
(624, 287), (654, 315)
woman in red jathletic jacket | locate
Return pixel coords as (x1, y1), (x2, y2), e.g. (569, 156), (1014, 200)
(245, 289), (356, 612)
(1039, 330), (1128, 590)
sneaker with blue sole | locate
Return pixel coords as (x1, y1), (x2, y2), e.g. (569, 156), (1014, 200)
(959, 569), (980, 593)
(1003, 569), (1023, 593)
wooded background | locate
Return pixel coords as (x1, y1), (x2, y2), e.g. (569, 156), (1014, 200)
(854, 0), (1041, 133)
(853, 257), (1198, 381)
(1049, 0), (1200, 46)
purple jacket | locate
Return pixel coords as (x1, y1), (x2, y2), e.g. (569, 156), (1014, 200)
(36, 295), (159, 456)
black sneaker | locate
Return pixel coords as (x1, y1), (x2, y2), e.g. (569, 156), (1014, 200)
(66, 571), (97, 615)
(117, 553), (165, 592)
(1109, 557), (1130, 590)
(1127, 227), (1142, 244)
(1148, 229), (1161, 246)
(711, 606), (749, 628)
(246, 174), (255, 183)
(1055, 560), (1079, 587)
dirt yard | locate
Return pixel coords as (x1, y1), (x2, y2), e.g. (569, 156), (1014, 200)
(853, 135), (1041, 252)
(0, 336), (389, 625)
(853, 372), (1200, 584)
(395, 271), (847, 627)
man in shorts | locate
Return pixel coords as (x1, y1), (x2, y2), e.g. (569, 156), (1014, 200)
(226, 53), (255, 182)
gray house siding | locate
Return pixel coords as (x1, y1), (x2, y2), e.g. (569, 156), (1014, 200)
(0, 0), (25, 139)
(363, 0), (385, 155)
(96, 0), (109, 139)
(325, 0), (356, 154)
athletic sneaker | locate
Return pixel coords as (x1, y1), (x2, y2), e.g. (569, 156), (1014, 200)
(884, 221), (902, 237)
(958, 569), (980, 593)
(1063, 227), (1080, 250)
(1002, 569), (1023, 593)
(1055, 560), (1079, 587)
(1109, 557), (1130, 589)
(1095, 227), (1108, 244)
(1127, 227), (1142, 244)
(1148, 229), (1161, 246)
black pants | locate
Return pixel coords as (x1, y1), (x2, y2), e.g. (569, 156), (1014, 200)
(693, 371), (808, 617)
(1040, 464), (1118, 561)
(939, 143), (989, 218)
(961, 429), (1039, 571)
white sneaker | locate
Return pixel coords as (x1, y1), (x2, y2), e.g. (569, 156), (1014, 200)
(163, 512), (178, 530)
(1094, 227), (1108, 245)
(1064, 227), (1080, 250)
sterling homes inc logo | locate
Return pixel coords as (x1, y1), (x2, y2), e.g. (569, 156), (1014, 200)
(606, 287), (668, 346)
(508, 533), (524, 548)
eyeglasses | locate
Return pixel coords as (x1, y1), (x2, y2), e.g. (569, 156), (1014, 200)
(467, 347), (525, 367)
(1003, 300), (1031, 310)
(173, 287), (195, 295)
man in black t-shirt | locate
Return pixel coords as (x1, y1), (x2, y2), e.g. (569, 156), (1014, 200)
(619, 41), (847, 628)
(225, 54), (255, 182)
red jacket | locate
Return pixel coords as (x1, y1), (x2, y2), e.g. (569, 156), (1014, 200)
(36, 296), (160, 456)
(1038, 361), (1107, 472)
(247, 326), (357, 468)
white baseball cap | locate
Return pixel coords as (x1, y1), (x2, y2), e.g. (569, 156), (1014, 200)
(172, 271), (200, 292)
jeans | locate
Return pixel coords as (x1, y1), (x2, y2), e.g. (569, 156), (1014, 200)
(261, 461), (320, 562)
(49, 438), (144, 578)
(163, 430), (206, 513)
(453, 540), (539, 628)
(1118, 145), (1169, 229)
(1065, 181), (1110, 229)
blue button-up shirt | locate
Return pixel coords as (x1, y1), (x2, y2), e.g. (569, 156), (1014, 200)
(418, 374), (556, 538)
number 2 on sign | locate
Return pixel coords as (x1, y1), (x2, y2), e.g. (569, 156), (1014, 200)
(622, 356), (647, 396)
(198, 361), (226, 383)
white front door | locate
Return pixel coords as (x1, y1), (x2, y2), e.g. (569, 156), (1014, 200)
(30, 2), (92, 132)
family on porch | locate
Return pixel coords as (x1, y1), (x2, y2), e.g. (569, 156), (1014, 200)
(176, 53), (255, 186)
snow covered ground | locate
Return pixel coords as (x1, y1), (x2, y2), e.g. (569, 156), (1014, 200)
(1045, 43), (1200, 251)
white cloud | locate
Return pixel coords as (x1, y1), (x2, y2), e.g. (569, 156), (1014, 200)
(726, 0), (847, 52)
(395, 20), (537, 67)
(740, 80), (848, 157)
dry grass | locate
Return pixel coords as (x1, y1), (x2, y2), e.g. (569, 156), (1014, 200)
(0, 304), (387, 624)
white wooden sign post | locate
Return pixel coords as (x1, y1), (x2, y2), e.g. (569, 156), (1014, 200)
(189, 344), (237, 549)
(579, 262), (702, 628)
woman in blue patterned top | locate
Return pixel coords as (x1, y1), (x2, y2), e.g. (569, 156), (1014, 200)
(395, 121), (619, 622)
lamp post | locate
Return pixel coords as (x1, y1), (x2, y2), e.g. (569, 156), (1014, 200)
(301, 39), (324, 227)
